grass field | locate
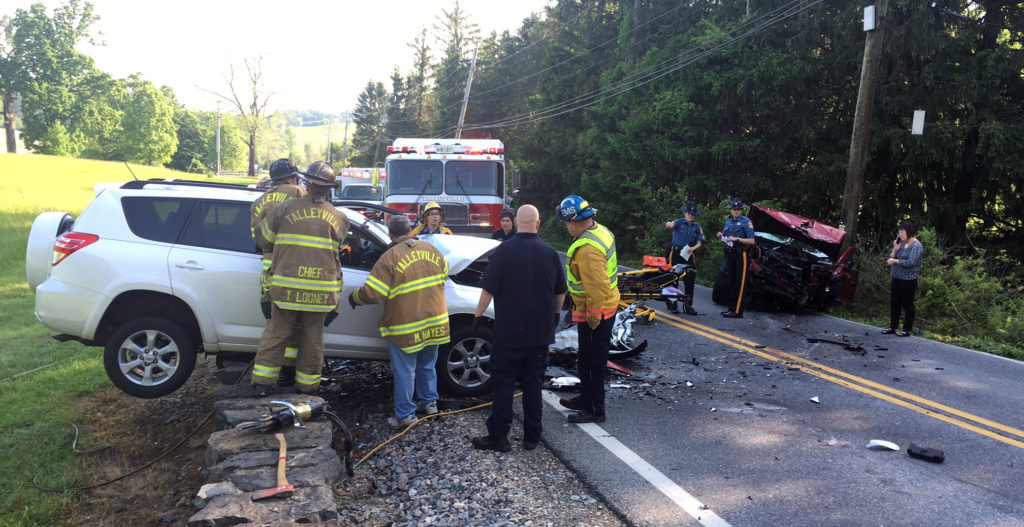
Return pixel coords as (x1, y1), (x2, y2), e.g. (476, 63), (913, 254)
(0, 154), (250, 526)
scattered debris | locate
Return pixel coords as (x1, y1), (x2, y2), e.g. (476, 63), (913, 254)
(806, 337), (866, 354)
(866, 439), (900, 451)
(549, 376), (580, 388)
(810, 396), (820, 404)
(686, 381), (694, 387)
(907, 443), (945, 463)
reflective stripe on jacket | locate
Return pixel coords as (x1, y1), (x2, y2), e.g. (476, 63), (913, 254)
(352, 235), (450, 353)
(566, 222), (620, 324)
(250, 183), (306, 282)
(255, 194), (348, 312)
(411, 223), (453, 236)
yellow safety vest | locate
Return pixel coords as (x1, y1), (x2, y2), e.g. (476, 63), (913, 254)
(566, 222), (618, 295)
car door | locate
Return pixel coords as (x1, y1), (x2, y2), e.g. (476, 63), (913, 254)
(168, 199), (264, 351)
(326, 222), (389, 357)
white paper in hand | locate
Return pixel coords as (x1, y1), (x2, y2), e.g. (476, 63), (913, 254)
(720, 235), (733, 248)
(681, 245), (694, 260)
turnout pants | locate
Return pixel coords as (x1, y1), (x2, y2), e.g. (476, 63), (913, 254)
(252, 304), (328, 393)
(889, 278), (918, 332)
(725, 248), (749, 315)
(577, 316), (614, 417)
(486, 345), (547, 443)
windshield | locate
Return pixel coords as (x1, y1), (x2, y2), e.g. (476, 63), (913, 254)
(341, 185), (380, 199)
(387, 160), (443, 195)
(444, 160), (503, 196)
(758, 232), (828, 259)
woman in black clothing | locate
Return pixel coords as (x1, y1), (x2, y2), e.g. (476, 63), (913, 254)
(491, 210), (517, 241)
(883, 221), (924, 337)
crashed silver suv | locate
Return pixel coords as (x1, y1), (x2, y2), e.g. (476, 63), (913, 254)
(26, 179), (497, 398)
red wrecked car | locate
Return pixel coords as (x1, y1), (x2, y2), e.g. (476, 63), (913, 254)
(712, 205), (860, 310)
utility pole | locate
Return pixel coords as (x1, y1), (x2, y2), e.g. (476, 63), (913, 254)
(841, 0), (889, 251)
(372, 96), (391, 166)
(326, 120), (332, 164)
(215, 100), (222, 175)
(455, 48), (478, 139)
(340, 112), (352, 168)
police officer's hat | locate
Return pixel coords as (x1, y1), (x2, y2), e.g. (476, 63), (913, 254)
(303, 161), (336, 187)
(680, 201), (701, 215)
(726, 197), (745, 210)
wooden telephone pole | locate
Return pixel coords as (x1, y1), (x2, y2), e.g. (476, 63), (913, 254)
(841, 0), (889, 251)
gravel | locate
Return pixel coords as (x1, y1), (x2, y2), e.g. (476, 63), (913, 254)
(331, 408), (626, 526)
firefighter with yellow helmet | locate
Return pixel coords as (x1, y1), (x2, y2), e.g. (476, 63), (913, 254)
(411, 202), (453, 235)
(556, 195), (620, 423)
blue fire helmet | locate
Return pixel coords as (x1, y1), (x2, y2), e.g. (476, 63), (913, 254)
(557, 195), (597, 222)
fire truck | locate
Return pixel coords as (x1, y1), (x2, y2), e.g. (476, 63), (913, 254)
(383, 138), (511, 236)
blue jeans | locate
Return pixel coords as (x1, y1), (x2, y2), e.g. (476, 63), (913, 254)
(388, 340), (439, 419)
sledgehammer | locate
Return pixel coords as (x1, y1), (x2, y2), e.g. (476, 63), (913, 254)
(251, 433), (293, 500)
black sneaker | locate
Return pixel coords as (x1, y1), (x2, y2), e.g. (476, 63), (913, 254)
(559, 396), (583, 411)
(522, 440), (539, 451)
(471, 435), (511, 453)
(684, 305), (698, 316)
(567, 411), (606, 423)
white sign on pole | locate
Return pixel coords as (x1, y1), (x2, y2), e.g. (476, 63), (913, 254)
(864, 6), (876, 31)
(912, 109), (926, 135)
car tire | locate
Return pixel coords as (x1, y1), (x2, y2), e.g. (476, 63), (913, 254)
(711, 259), (731, 305)
(104, 317), (197, 398)
(436, 323), (493, 396)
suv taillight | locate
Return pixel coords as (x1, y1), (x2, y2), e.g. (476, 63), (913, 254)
(52, 232), (99, 266)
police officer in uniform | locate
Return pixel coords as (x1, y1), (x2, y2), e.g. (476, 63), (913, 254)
(716, 197), (755, 319)
(411, 202), (453, 235)
(557, 195), (620, 423)
(251, 161), (349, 396)
(250, 158), (306, 388)
(663, 201), (703, 315)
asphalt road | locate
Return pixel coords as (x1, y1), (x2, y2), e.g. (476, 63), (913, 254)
(537, 284), (1024, 527)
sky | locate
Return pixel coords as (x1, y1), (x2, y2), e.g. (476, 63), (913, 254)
(3, 0), (552, 115)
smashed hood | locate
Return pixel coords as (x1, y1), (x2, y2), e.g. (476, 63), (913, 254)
(418, 234), (500, 275)
(749, 204), (847, 261)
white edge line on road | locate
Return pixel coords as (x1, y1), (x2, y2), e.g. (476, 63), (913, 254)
(542, 390), (732, 527)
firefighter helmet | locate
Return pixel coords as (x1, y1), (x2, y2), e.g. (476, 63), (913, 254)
(303, 161), (336, 187)
(557, 195), (596, 222)
(422, 201), (445, 221)
(269, 158), (300, 181)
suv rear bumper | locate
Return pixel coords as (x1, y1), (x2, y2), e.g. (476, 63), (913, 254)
(35, 279), (108, 340)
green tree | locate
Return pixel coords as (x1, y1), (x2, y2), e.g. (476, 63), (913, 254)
(38, 119), (82, 156)
(1, 0), (99, 153)
(433, 0), (480, 134)
(406, 27), (435, 133)
(169, 107), (213, 172)
(118, 77), (177, 165)
(349, 80), (388, 166)
(207, 57), (271, 176)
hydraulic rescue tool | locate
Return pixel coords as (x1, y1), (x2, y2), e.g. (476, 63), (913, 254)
(236, 400), (355, 477)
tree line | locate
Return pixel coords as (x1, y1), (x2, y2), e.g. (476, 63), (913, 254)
(0, 1), (345, 174)
(346, 0), (1022, 271)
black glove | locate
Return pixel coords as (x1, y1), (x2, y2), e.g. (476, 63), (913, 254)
(347, 292), (358, 310)
(473, 316), (485, 331)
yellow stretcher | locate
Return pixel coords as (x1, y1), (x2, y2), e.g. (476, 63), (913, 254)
(616, 256), (692, 323)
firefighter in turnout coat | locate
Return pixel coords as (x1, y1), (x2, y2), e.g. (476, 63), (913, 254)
(250, 158), (306, 387)
(251, 161), (349, 396)
(349, 215), (450, 430)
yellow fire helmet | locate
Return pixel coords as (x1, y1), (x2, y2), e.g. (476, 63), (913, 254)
(422, 202), (445, 221)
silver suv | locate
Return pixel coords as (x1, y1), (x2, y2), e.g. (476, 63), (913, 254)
(26, 180), (497, 398)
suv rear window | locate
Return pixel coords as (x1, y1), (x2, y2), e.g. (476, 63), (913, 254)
(179, 201), (257, 253)
(122, 197), (195, 243)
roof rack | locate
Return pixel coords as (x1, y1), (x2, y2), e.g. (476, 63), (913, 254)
(120, 179), (264, 192)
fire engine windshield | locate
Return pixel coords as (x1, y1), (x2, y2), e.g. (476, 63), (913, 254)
(444, 160), (503, 196)
(387, 160), (443, 195)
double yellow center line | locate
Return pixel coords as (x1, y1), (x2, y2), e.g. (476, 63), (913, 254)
(654, 311), (1024, 451)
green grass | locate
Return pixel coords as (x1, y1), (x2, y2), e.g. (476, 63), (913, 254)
(0, 153), (240, 526)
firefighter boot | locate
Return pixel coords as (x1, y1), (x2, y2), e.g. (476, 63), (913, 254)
(684, 296), (698, 316)
(277, 365), (296, 388)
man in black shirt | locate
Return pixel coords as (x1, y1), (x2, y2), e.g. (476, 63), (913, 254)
(471, 205), (567, 452)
